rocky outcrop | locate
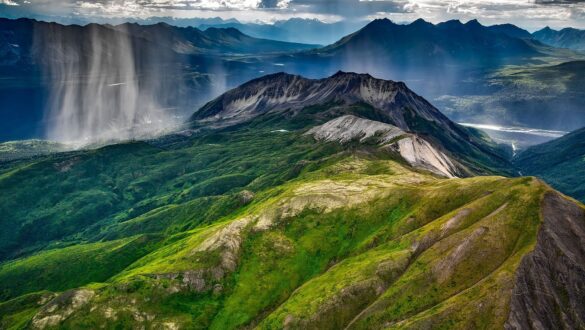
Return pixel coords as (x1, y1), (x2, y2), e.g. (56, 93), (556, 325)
(306, 115), (459, 178)
(31, 289), (95, 329)
(385, 135), (458, 178)
(305, 115), (404, 144)
(506, 191), (585, 329)
(190, 72), (452, 133)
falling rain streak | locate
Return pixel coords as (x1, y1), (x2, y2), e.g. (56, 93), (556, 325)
(35, 24), (177, 145)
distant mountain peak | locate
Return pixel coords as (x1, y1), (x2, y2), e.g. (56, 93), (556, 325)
(444, 19), (463, 25)
(366, 18), (397, 29)
(537, 26), (554, 33)
(465, 19), (483, 27)
(533, 25), (585, 51)
(410, 18), (433, 27)
(372, 18), (394, 24)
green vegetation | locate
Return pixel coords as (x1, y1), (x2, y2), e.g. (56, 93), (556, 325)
(436, 60), (585, 133)
(0, 148), (563, 329)
(0, 235), (162, 301)
(0, 126), (341, 261)
(0, 104), (580, 329)
(514, 126), (585, 202)
(0, 140), (70, 162)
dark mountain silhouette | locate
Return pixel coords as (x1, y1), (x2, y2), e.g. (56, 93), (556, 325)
(533, 26), (585, 51)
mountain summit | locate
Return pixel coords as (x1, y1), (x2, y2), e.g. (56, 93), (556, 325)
(533, 26), (585, 51)
(192, 71), (445, 130)
(317, 18), (540, 68)
(191, 71), (512, 175)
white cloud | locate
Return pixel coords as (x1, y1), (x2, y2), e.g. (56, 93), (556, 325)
(1, 0), (585, 29)
(0, 0), (19, 5)
(365, 0), (585, 30)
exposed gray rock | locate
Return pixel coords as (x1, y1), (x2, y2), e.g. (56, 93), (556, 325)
(305, 115), (404, 144)
(385, 135), (458, 178)
(31, 289), (95, 329)
(238, 190), (255, 205)
(506, 191), (585, 329)
(306, 115), (459, 178)
(191, 72), (451, 132)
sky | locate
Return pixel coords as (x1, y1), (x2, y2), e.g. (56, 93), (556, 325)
(1, 0), (585, 30)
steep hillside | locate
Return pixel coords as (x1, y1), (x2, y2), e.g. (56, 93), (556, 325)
(191, 71), (513, 175)
(1, 72), (584, 329)
(305, 115), (460, 178)
(315, 19), (542, 72)
(533, 26), (585, 51)
(437, 60), (585, 133)
(1, 143), (584, 329)
(514, 126), (585, 202)
(0, 18), (316, 65)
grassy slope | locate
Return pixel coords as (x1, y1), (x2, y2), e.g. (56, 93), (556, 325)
(0, 126), (341, 261)
(0, 109), (568, 329)
(0, 235), (162, 301)
(0, 153), (559, 329)
(437, 60), (585, 132)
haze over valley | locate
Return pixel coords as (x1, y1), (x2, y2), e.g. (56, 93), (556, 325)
(2, 16), (585, 146)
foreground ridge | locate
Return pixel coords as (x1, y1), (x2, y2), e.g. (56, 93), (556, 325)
(2, 154), (584, 329)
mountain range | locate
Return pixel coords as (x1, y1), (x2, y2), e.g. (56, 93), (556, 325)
(1, 72), (584, 329)
(0, 18), (316, 142)
(0, 18), (316, 66)
(199, 17), (585, 55)
(1, 17), (584, 144)
(198, 18), (366, 45)
(242, 19), (585, 137)
(533, 26), (585, 51)
(299, 18), (544, 86)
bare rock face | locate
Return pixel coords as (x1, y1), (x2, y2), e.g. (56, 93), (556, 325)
(305, 115), (404, 144)
(237, 190), (255, 205)
(190, 72), (451, 132)
(506, 192), (585, 329)
(31, 289), (95, 329)
(386, 135), (458, 178)
(306, 115), (459, 178)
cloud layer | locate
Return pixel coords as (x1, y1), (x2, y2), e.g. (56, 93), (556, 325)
(1, 0), (584, 29)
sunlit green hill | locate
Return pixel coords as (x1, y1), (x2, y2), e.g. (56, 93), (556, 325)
(0, 73), (584, 329)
